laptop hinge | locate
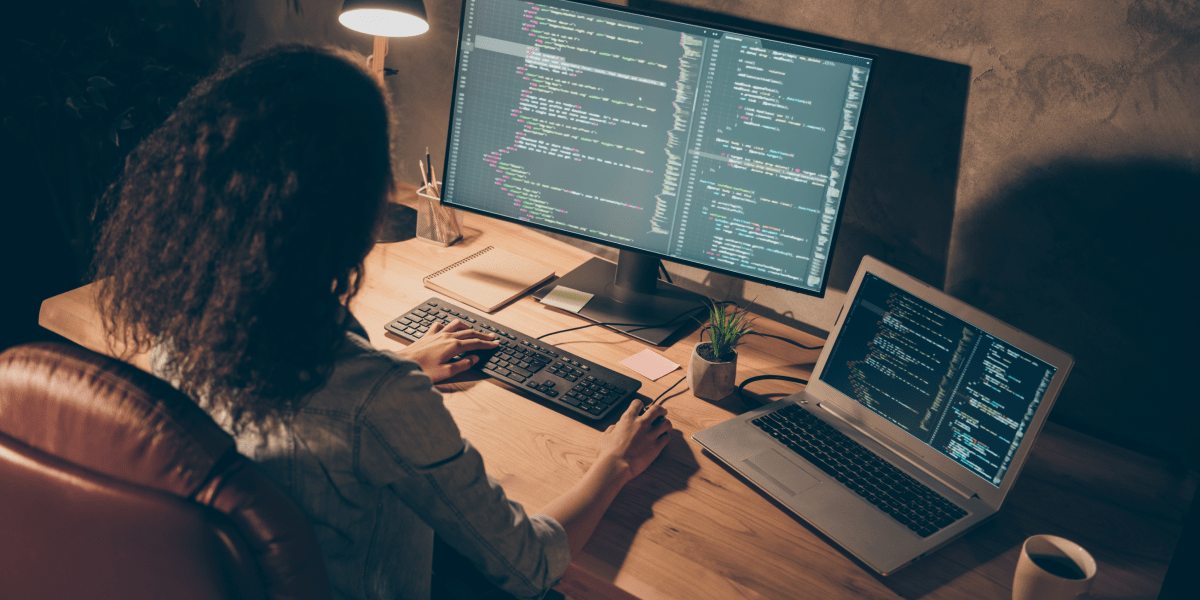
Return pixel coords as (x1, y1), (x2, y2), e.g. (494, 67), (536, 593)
(817, 402), (977, 501)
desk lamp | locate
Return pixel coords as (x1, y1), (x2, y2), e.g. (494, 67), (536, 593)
(339, 0), (429, 242)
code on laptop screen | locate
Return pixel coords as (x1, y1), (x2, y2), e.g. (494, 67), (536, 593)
(820, 274), (1057, 487)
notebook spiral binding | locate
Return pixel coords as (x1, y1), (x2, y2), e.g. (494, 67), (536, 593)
(423, 246), (495, 281)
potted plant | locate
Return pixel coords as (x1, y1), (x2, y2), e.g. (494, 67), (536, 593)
(687, 300), (755, 400)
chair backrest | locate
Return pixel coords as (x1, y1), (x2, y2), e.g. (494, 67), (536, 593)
(0, 342), (332, 600)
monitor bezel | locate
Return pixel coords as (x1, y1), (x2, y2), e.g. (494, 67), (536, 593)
(440, 0), (877, 298)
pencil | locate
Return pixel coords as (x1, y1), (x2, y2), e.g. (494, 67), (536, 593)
(425, 147), (433, 190)
(417, 160), (444, 239)
(430, 161), (460, 239)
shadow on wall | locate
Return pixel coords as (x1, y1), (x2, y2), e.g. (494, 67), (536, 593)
(948, 159), (1200, 465)
(615, 0), (968, 336)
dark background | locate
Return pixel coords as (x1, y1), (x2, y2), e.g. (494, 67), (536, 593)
(2, 1), (1197, 596)
(3, 0), (1197, 471)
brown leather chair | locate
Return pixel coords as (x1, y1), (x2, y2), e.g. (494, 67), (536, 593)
(0, 342), (332, 600)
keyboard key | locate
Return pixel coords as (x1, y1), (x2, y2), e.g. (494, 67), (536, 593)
(754, 406), (966, 536)
(386, 298), (640, 421)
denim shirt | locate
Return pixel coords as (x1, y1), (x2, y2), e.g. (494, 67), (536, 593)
(152, 316), (570, 600)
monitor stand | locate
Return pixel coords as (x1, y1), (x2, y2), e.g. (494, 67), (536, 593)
(533, 249), (707, 346)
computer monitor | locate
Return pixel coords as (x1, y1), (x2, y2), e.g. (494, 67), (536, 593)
(441, 0), (874, 344)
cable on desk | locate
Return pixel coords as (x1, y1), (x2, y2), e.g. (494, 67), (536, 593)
(737, 374), (809, 398)
(535, 302), (729, 341)
(657, 260), (673, 284)
(746, 331), (823, 351)
(648, 372), (687, 408)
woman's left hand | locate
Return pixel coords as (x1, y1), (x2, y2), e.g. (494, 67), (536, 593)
(396, 319), (500, 383)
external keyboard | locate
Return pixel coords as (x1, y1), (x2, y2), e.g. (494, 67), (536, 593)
(386, 298), (641, 421)
(753, 403), (968, 537)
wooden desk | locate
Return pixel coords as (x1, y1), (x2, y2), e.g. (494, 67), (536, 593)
(40, 185), (1195, 599)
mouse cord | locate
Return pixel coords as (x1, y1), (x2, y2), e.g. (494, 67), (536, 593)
(737, 374), (810, 398)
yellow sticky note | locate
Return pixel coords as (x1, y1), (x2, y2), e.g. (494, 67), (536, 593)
(619, 349), (680, 381)
(541, 285), (593, 313)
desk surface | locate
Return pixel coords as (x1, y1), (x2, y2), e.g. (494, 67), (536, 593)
(40, 184), (1195, 600)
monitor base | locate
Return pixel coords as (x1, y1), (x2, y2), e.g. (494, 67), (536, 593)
(534, 257), (706, 346)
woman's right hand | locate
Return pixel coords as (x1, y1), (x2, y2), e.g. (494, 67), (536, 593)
(541, 398), (672, 560)
(595, 399), (672, 483)
(394, 319), (499, 383)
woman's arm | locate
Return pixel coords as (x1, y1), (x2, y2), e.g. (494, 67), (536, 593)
(388, 319), (672, 570)
(540, 399), (672, 560)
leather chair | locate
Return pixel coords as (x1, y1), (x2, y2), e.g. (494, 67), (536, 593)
(0, 342), (332, 600)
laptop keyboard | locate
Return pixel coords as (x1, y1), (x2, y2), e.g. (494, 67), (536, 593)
(753, 403), (968, 537)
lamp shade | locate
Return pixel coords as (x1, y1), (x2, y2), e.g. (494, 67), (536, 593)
(340, 0), (429, 37)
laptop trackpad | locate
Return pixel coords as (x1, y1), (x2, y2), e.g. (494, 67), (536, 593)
(743, 449), (821, 497)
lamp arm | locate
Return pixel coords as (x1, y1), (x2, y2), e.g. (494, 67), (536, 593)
(371, 35), (389, 82)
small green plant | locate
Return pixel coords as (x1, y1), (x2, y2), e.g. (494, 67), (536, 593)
(701, 300), (756, 362)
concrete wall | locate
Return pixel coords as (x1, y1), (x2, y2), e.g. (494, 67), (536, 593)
(150, 0), (1199, 461)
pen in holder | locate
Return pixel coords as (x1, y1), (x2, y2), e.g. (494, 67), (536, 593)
(416, 182), (462, 246)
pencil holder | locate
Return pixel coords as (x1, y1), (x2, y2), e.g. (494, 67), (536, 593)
(416, 183), (463, 247)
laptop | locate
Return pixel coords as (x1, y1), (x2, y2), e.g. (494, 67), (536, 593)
(692, 256), (1073, 575)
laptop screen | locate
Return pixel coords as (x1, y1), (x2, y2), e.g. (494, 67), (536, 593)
(820, 273), (1058, 487)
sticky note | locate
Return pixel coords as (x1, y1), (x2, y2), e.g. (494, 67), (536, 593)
(620, 349), (680, 382)
(541, 285), (593, 313)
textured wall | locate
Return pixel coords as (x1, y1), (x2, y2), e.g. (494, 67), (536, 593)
(163, 0), (1199, 460)
(624, 3), (1200, 460)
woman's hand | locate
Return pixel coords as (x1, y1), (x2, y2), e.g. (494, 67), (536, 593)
(595, 399), (672, 483)
(395, 319), (499, 383)
(541, 399), (671, 559)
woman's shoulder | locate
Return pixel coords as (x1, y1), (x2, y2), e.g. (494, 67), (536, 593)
(317, 328), (465, 471)
(303, 328), (432, 413)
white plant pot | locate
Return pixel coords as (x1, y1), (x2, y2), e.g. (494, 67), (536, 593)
(687, 342), (737, 401)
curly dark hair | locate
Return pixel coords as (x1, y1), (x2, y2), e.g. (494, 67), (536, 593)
(92, 44), (393, 432)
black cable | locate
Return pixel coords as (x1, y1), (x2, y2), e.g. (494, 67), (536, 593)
(657, 260), (673, 284)
(647, 372), (687, 408)
(535, 301), (725, 341)
(535, 321), (618, 340)
(745, 331), (823, 351)
(736, 374), (809, 398)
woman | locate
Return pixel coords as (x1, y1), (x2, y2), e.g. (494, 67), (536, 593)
(92, 45), (671, 600)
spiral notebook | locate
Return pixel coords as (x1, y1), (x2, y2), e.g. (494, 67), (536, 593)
(423, 246), (556, 313)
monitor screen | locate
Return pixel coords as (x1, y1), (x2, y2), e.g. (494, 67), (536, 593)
(442, 0), (873, 296)
(819, 273), (1059, 487)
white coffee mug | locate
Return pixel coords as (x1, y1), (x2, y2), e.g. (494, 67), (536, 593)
(1012, 534), (1096, 600)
